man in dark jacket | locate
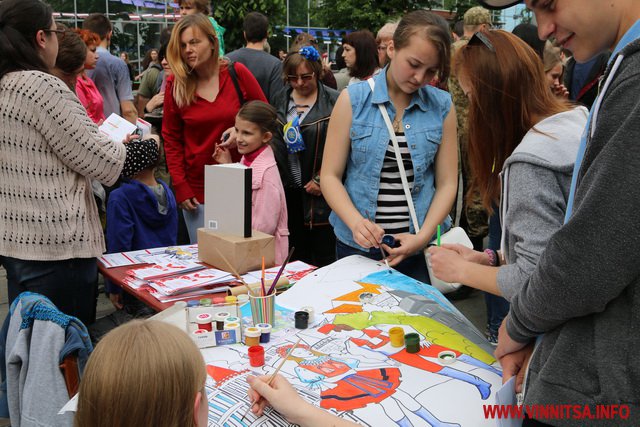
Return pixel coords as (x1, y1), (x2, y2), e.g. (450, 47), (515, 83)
(480, 0), (640, 426)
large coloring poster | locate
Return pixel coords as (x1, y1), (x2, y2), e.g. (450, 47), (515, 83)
(201, 256), (502, 426)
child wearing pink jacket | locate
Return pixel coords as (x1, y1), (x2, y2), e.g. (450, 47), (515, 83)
(214, 101), (289, 263)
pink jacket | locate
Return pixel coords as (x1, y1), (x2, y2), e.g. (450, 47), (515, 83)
(241, 146), (289, 264)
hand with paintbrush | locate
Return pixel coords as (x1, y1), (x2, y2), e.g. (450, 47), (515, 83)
(246, 375), (359, 426)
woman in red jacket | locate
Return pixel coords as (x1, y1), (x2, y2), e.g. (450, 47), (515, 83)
(163, 13), (266, 243)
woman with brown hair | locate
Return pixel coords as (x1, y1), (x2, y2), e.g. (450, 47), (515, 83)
(428, 30), (587, 300)
(342, 30), (379, 85)
(162, 13), (265, 243)
(322, 10), (458, 283)
(271, 46), (339, 267)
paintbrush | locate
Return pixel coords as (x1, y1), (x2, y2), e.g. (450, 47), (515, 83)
(241, 336), (303, 421)
(261, 256), (266, 297)
(214, 247), (250, 288)
(365, 211), (391, 271)
(266, 247), (295, 296)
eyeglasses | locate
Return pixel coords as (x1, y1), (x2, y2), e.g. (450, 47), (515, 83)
(468, 31), (495, 52)
(286, 72), (315, 83)
(377, 44), (388, 52)
(43, 28), (67, 40)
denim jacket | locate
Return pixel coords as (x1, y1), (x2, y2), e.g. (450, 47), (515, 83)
(329, 68), (452, 250)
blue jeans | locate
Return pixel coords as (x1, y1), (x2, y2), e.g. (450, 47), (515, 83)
(182, 204), (205, 244)
(1, 256), (98, 325)
(485, 208), (509, 334)
(336, 240), (431, 284)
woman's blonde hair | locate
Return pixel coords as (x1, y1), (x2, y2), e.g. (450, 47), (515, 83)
(74, 320), (206, 427)
(167, 13), (219, 108)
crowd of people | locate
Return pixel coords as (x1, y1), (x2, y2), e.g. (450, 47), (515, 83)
(1, 0), (639, 425)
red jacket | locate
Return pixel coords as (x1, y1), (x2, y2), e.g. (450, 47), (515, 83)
(162, 62), (266, 203)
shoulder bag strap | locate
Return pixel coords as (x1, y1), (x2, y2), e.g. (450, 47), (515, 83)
(366, 78), (421, 234)
(227, 61), (246, 106)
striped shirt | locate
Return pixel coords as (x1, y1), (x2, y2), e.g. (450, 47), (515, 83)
(286, 98), (314, 188)
(376, 133), (413, 234)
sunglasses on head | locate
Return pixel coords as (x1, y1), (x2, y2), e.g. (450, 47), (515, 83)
(287, 72), (315, 83)
(469, 31), (495, 52)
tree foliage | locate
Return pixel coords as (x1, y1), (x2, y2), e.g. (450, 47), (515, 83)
(214, 0), (287, 51)
(312, 0), (481, 32)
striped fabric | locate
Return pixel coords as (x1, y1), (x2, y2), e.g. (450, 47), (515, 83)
(376, 133), (413, 234)
(285, 98), (313, 188)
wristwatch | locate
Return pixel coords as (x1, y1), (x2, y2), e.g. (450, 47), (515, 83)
(312, 174), (321, 185)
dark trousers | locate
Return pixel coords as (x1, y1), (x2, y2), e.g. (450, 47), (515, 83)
(486, 207), (510, 334)
(285, 188), (336, 268)
(336, 240), (431, 284)
(1, 256), (98, 326)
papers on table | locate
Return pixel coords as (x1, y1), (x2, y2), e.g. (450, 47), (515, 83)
(99, 245), (199, 268)
(103, 245), (317, 303)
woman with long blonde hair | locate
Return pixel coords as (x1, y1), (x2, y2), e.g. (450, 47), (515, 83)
(162, 13), (266, 243)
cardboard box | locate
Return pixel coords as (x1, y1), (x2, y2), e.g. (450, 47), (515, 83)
(198, 228), (275, 274)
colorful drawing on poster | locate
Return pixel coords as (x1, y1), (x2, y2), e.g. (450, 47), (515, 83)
(203, 256), (502, 426)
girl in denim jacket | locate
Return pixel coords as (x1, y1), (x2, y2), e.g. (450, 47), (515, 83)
(321, 10), (458, 283)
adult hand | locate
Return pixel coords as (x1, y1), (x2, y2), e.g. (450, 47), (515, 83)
(146, 91), (165, 112)
(246, 374), (311, 423)
(321, 55), (332, 72)
(443, 243), (488, 264)
(352, 217), (384, 249)
(218, 127), (237, 149)
(426, 245), (468, 283)
(499, 342), (534, 393)
(212, 145), (232, 164)
(495, 317), (529, 360)
(552, 83), (569, 99)
(179, 197), (200, 211)
(109, 293), (123, 310)
(383, 233), (424, 266)
(303, 180), (322, 196)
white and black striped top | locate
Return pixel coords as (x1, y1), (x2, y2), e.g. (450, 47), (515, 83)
(285, 98), (314, 188)
(376, 133), (413, 234)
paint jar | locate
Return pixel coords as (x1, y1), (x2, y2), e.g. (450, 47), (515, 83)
(257, 323), (272, 343)
(405, 333), (420, 354)
(225, 295), (238, 305)
(389, 327), (405, 348)
(213, 296), (226, 305)
(438, 350), (457, 365)
(244, 327), (261, 346)
(225, 322), (241, 341)
(248, 289), (276, 326)
(224, 316), (240, 326)
(248, 345), (265, 367)
(237, 294), (250, 305)
(300, 306), (315, 323)
(196, 313), (213, 332)
(294, 311), (309, 329)
(215, 312), (230, 330)
(199, 298), (212, 307)
(187, 300), (200, 308)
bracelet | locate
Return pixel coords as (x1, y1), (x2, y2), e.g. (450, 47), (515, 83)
(484, 249), (498, 267)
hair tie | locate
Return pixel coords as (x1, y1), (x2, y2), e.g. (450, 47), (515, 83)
(299, 46), (320, 62)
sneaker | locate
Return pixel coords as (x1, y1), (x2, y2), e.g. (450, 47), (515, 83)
(487, 331), (498, 346)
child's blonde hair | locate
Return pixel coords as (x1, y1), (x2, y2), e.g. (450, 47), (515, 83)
(74, 320), (206, 427)
(167, 13), (219, 107)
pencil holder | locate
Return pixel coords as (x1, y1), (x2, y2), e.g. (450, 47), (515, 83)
(248, 288), (276, 326)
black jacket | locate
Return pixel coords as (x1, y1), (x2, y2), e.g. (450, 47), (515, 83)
(563, 51), (609, 110)
(271, 82), (339, 226)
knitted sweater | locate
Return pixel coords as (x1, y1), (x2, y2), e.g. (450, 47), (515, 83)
(0, 71), (126, 261)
